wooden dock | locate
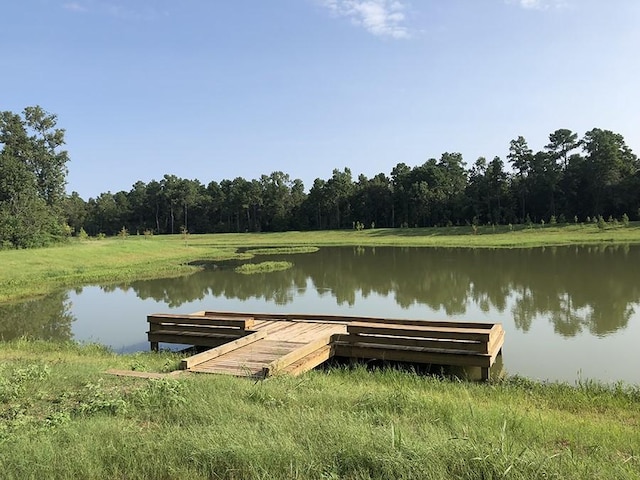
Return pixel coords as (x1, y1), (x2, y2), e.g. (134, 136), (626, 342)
(147, 311), (504, 380)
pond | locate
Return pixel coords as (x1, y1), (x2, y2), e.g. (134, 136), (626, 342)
(2, 245), (639, 384)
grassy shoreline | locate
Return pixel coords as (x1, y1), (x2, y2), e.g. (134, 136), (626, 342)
(2, 223), (640, 304)
(0, 340), (638, 480)
(3, 226), (640, 478)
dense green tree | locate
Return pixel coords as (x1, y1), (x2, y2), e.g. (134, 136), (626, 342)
(409, 158), (441, 226)
(259, 171), (294, 231)
(545, 129), (580, 170)
(325, 168), (354, 229)
(507, 136), (533, 222)
(466, 157), (489, 222)
(352, 173), (392, 228)
(127, 181), (149, 233)
(303, 178), (330, 230)
(436, 152), (467, 224)
(0, 106), (70, 248)
(581, 128), (638, 216)
(87, 192), (119, 234)
(527, 150), (561, 220)
(204, 181), (225, 232)
(390, 163), (411, 227)
(145, 180), (165, 233)
(62, 191), (87, 234)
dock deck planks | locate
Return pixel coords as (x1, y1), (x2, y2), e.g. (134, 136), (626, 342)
(148, 311), (504, 380)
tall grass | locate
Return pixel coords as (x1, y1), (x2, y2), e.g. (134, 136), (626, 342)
(1, 340), (639, 479)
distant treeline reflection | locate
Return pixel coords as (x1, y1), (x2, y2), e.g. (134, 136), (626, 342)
(0, 291), (75, 342)
(114, 245), (639, 338)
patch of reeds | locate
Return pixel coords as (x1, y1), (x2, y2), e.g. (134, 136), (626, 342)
(234, 261), (294, 274)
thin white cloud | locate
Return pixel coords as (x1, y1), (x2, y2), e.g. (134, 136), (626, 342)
(319, 0), (410, 39)
(63, 2), (89, 12)
(508, 0), (569, 10)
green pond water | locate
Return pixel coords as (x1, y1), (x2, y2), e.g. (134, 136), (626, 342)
(2, 245), (639, 384)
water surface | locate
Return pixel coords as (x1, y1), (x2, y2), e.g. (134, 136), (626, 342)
(2, 245), (639, 384)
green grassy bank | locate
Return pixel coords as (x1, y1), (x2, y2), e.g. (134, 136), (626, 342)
(1, 340), (638, 480)
(2, 222), (640, 304)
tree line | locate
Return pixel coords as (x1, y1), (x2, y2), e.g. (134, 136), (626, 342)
(2, 106), (639, 247)
(68, 128), (640, 237)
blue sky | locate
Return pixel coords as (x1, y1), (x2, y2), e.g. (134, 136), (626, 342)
(3, 0), (639, 199)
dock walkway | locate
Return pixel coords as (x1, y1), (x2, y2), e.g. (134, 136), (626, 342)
(147, 311), (504, 380)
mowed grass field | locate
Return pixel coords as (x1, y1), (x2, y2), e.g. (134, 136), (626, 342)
(2, 222), (640, 304)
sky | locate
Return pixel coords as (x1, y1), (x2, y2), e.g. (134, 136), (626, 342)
(2, 0), (639, 199)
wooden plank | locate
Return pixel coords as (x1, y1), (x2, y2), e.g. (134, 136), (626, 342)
(190, 364), (263, 377)
(104, 369), (187, 379)
(334, 344), (494, 368)
(147, 333), (239, 348)
(346, 333), (487, 353)
(281, 344), (335, 376)
(256, 321), (296, 336)
(147, 325), (254, 338)
(489, 323), (504, 336)
(148, 314), (254, 329)
(347, 323), (491, 342)
(262, 334), (334, 377)
(180, 330), (268, 370)
(488, 329), (505, 359)
(202, 310), (498, 329)
(149, 324), (254, 336)
(269, 322), (325, 342)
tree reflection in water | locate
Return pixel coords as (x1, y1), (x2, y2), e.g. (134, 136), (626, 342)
(4, 245), (639, 342)
(110, 245), (639, 338)
(0, 291), (75, 342)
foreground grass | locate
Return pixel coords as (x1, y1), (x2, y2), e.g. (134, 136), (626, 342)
(1, 340), (639, 480)
(2, 222), (640, 304)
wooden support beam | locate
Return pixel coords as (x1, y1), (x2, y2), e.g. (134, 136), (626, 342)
(147, 333), (238, 348)
(149, 325), (253, 336)
(334, 343), (493, 368)
(488, 325), (504, 358)
(147, 314), (254, 329)
(347, 322), (491, 342)
(105, 369), (187, 379)
(346, 334), (487, 353)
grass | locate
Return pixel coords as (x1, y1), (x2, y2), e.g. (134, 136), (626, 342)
(244, 246), (320, 255)
(0, 237), (248, 304)
(204, 222), (640, 249)
(0, 339), (639, 479)
(234, 261), (295, 274)
(2, 222), (640, 304)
